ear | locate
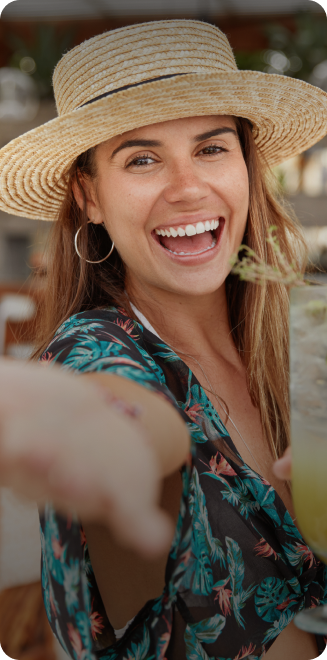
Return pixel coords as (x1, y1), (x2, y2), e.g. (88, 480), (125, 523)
(72, 173), (103, 225)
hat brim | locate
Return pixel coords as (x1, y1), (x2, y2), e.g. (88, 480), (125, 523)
(1, 70), (327, 221)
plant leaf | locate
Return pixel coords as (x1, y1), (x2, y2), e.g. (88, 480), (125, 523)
(189, 614), (226, 643)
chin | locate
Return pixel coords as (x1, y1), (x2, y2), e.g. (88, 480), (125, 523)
(159, 273), (228, 298)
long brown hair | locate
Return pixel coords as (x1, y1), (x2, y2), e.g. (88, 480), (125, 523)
(32, 117), (307, 459)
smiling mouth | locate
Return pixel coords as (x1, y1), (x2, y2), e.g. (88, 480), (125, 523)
(154, 218), (223, 256)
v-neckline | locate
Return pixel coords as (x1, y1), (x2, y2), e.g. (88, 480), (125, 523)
(135, 316), (303, 540)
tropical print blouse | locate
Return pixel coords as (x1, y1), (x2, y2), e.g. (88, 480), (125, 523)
(39, 307), (327, 660)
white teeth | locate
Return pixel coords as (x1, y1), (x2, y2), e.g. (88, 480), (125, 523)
(155, 218), (220, 238)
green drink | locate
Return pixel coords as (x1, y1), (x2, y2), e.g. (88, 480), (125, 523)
(291, 286), (327, 633)
(293, 422), (327, 563)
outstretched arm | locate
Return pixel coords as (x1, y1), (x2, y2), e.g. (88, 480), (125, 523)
(0, 358), (190, 558)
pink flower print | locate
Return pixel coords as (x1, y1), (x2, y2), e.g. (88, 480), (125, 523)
(157, 615), (171, 660)
(276, 595), (297, 611)
(52, 536), (65, 560)
(90, 610), (105, 640)
(209, 452), (237, 478)
(117, 307), (128, 317)
(295, 544), (316, 569)
(67, 623), (84, 660)
(40, 351), (54, 364)
(114, 318), (139, 338)
(259, 474), (271, 486)
(184, 402), (203, 423)
(234, 643), (256, 659)
(213, 577), (232, 617)
(254, 538), (278, 560)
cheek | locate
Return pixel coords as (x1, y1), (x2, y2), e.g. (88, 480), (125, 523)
(98, 179), (150, 241)
(224, 161), (249, 224)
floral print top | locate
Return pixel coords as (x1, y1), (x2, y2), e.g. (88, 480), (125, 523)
(39, 307), (327, 660)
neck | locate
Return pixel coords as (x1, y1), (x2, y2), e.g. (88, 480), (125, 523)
(126, 277), (238, 366)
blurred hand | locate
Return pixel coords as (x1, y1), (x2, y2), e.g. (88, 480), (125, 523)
(0, 358), (173, 558)
(273, 446), (292, 481)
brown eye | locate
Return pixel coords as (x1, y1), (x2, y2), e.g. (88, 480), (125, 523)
(127, 154), (156, 168)
(200, 144), (225, 155)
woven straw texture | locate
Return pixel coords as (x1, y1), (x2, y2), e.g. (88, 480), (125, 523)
(0, 19), (327, 221)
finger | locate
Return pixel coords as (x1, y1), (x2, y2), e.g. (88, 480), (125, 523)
(107, 504), (174, 559)
(273, 447), (292, 480)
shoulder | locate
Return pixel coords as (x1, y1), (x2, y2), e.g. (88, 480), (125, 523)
(51, 307), (142, 343)
(42, 307), (144, 357)
(40, 307), (166, 385)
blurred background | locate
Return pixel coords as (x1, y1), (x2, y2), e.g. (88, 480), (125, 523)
(0, 0), (326, 658)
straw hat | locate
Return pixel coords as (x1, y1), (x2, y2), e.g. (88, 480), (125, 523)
(1, 19), (327, 222)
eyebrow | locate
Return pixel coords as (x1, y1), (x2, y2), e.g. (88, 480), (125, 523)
(110, 127), (237, 159)
(193, 127), (238, 142)
(111, 139), (161, 159)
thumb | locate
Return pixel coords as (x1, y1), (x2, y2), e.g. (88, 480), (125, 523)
(273, 447), (292, 481)
(109, 505), (174, 559)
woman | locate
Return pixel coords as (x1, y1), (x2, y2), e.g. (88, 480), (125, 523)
(0, 19), (326, 660)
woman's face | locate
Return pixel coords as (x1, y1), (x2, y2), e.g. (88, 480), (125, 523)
(80, 115), (249, 299)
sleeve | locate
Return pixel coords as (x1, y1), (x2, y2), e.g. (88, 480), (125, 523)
(38, 309), (190, 659)
(41, 309), (180, 407)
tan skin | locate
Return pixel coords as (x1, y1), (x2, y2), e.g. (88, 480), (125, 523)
(70, 115), (318, 658)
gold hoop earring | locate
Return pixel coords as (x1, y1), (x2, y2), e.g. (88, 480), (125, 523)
(74, 221), (115, 264)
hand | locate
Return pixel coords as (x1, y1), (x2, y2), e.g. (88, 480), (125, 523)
(0, 359), (173, 558)
(273, 446), (292, 481)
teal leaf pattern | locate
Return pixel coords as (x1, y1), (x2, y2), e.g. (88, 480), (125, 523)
(185, 469), (226, 595)
(184, 625), (213, 660)
(255, 578), (290, 622)
(221, 479), (260, 519)
(262, 610), (295, 644)
(226, 537), (255, 629)
(123, 625), (152, 660)
(37, 308), (327, 660)
(189, 614), (226, 643)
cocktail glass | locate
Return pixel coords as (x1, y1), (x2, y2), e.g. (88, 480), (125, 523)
(291, 285), (327, 634)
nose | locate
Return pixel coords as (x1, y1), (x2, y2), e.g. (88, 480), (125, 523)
(163, 159), (211, 205)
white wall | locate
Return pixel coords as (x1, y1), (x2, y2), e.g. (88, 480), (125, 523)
(0, 487), (41, 590)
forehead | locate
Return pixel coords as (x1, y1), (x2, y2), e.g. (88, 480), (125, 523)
(102, 115), (237, 150)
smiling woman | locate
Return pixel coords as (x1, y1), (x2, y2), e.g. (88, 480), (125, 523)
(0, 19), (327, 660)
